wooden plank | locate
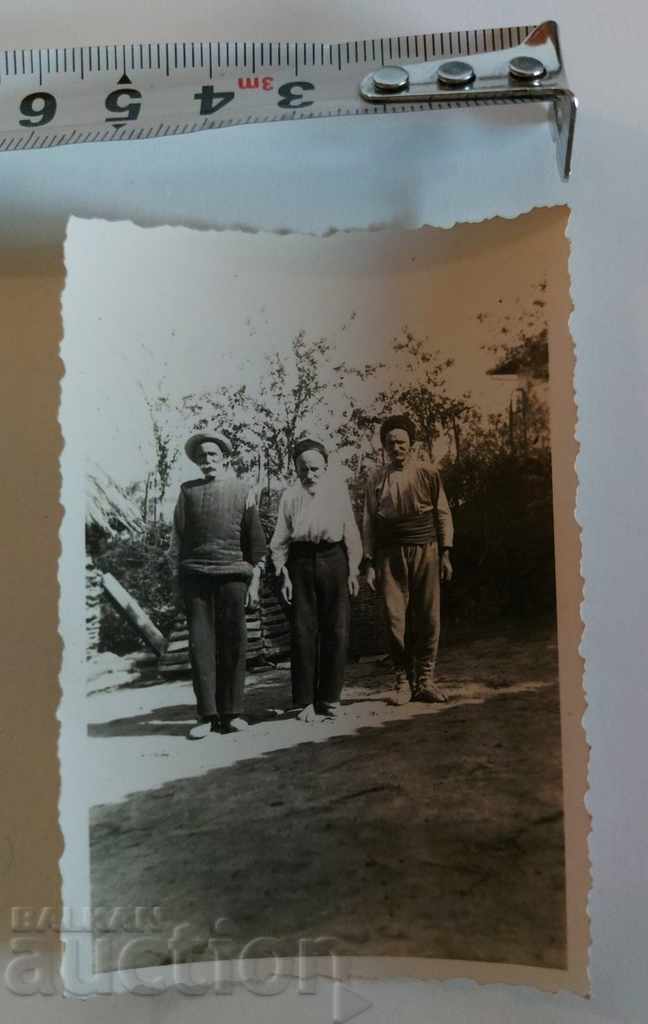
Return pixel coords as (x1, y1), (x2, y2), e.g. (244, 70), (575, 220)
(263, 619), (290, 633)
(166, 639), (190, 653)
(159, 652), (192, 666)
(102, 572), (166, 654)
(160, 645), (267, 666)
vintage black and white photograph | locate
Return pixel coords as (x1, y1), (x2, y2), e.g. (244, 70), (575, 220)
(59, 208), (585, 985)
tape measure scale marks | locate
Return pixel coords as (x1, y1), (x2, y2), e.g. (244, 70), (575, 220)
(0, 24), (576, 178)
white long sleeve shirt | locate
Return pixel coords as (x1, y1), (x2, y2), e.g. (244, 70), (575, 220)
(270, 473), (362, 576)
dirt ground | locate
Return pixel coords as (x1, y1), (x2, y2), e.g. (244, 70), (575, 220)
(89, 627), (565, 971)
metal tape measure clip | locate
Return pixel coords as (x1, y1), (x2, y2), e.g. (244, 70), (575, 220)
(0, 21), (576, 178)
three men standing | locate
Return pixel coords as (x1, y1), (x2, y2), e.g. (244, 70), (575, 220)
(172, 413), (453, 737)
(363, 415), (453, 705)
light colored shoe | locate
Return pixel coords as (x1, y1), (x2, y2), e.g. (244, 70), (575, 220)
(388, 671), (411, 706)
(223, 717), (249, 733)
(296, 703), (322, 723)
(187, 720), (213, 740)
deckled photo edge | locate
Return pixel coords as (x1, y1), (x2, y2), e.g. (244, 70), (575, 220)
(56, 208), (589, 995)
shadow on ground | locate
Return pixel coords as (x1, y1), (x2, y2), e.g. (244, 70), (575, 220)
(88, 673), (299, 738)
(88, 629), (560, 739)
(90, 668), (565, 971)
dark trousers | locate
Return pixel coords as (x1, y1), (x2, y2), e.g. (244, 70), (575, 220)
(181, 573), (248, 720)
(287, 541), (351, 707)
(376, 542), (441, 679)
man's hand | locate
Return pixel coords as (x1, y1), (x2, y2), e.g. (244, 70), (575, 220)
(246, 568), (261, 611)
(348, 573), (359, 598)
(366, 564), (376, 592)
(440, 550), (453, 582)
(280, 567), (293, 606)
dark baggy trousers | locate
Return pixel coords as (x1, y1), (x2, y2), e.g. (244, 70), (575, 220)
(376, 541), (441, 681)
(181, 573), (248, 720)
(287, 541), (351, 708)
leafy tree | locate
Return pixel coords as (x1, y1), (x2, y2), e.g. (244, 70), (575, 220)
(484, 284), (551, 457)
(178, 328), (377, 487)
(336, 330), (477, 473)
(488, 326), (549, 381)
(242, 331), (338, 482)
(138, 387), (180, 515)
(96, 522), (176, 655)
(481, 279), (550, 382)
(179, 385), (256, 479)
(439, 317), (555, 625)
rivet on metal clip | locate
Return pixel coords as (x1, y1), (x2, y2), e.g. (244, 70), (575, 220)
(360, 21), (578, 180)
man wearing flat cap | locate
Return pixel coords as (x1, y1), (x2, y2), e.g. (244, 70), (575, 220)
(270, 435), (362, 721)
(169, 431), (267, 738)
(363, 414), (454, 705)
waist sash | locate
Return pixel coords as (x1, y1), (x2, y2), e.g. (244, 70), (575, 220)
(375, 509), (437, 549)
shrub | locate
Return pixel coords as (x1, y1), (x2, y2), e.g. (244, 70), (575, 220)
(94, 523), (176, 655)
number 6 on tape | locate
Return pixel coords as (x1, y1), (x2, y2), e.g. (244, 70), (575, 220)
(0, 21), (576, 179)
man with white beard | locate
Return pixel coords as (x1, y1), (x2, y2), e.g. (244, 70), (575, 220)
(270, 437), (362, 722)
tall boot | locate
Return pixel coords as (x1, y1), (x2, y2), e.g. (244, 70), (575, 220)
(412, 659), (446, 703)
(388, 668), (412, 706)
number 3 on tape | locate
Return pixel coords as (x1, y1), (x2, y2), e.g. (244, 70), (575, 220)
(0, 23), (576, 178)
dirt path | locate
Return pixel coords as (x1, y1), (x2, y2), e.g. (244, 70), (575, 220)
(89, 629), (565, 971)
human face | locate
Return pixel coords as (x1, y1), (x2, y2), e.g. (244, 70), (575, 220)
(295, 449), (327, 493)
(196, 441), (225, 479)
(384, 428), (412, 468)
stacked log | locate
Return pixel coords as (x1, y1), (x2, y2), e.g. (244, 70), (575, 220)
(259, 585), (291, 662)
(86, 556), (104, 656)
(126, 650), (162, 682)
(157, 579), (291, 677)
(158, 620), (192, 677)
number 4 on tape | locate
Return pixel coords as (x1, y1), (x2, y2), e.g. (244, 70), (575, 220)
(0, 21), (576, 179)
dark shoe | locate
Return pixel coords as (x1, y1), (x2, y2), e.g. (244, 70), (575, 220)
(413, 659), (446, 703)
(412, 683), (446, 703)
(220, 716), (250, 734)
(316, 701), (340, 719)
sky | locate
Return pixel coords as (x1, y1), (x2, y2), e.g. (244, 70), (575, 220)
(62, 207), (567, 500)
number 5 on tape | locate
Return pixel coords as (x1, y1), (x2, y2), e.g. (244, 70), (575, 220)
(0, 21), (576, 179)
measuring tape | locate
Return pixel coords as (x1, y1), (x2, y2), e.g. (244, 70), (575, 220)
(0, 21), (576, 178)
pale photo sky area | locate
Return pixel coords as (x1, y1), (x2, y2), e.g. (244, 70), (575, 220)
(63, 207), (567, 496)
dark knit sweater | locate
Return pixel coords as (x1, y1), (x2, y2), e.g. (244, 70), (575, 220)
(174, 477), (267, 579)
